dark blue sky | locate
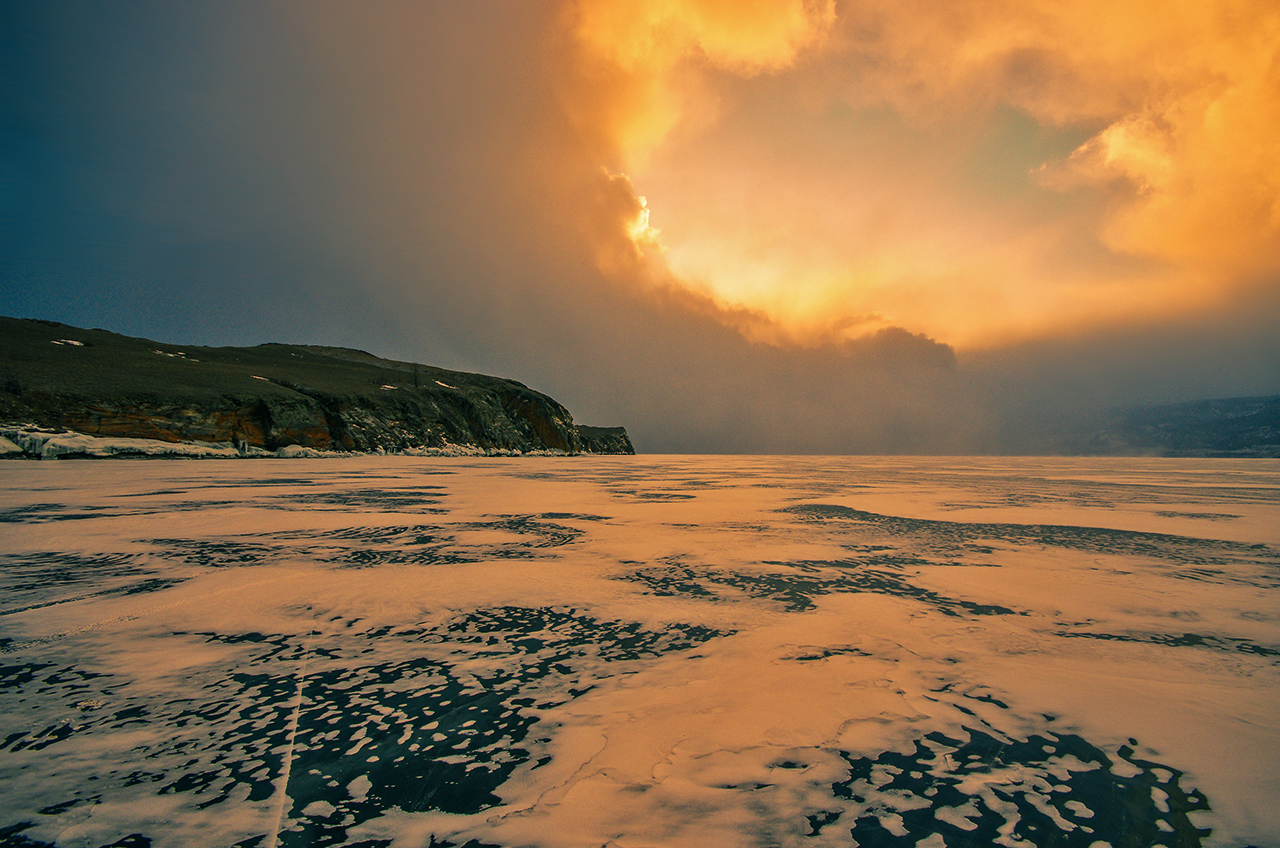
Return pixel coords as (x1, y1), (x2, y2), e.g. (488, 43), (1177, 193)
(1, 3), (384, 347)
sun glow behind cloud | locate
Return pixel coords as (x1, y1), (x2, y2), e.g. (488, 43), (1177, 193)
(570, 0), (1280, 350)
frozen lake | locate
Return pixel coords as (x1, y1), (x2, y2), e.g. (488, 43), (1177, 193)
(1, 456), (1277, 848)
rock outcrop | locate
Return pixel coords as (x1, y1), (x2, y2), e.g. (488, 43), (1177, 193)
(575, 425), (636, 455)
(0, 316), (634, 457)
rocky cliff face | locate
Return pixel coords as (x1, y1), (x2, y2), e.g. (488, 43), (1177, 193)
(0, 317), (634, 456)
(575, 425), (636, 455)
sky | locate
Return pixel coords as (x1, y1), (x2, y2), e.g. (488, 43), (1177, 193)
(2, 0), (1277, 453)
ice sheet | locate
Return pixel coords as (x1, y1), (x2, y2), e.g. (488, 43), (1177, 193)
(0, 456), (1276, 847)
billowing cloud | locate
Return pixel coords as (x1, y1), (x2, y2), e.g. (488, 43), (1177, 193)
(558, 0), (1280, 349)
(566, 0), (835, 166)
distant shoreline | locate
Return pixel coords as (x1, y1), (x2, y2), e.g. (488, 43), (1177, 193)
(0, 426), (624, 461)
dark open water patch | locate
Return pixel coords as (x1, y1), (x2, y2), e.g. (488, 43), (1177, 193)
(268, 487), (448, 512)
(0, 552), (180, 621)
(0, 607), (730, 847)
(536, 512), (610, 522)
(1156, 511), (1242, 521)
(608, 488), (697, 501)
(140, 515), (590, 573)
(276, 516), (585, 567)
(0, 501), (246, 521)
(1056, 630), (1280, 658)
(0, 579), (185, 621)
(173, 476), (376, 489)
(0, 823), (155, 848)
(785, 504), (1280, 577)
(624, 560), (1021, 616)
(0, 503), (115, 524)
(0, 552), (155, 592)
(460, 516), (584, 549)
(436, 606), (730, 662)
(0, 612), (1243, 848)
(279, 525), (448, 544)
(135, 499), (250, 514)
(150, 538), (283, 568)
(819, 729), (1218, 848)
(322, 515), (586, 564)
(107, 489), (192, 498)
(261, 524), (463, 568)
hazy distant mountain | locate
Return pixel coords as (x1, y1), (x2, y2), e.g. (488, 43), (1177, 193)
(0, 316), (634, 457)
(1074, 395), (1280, 458)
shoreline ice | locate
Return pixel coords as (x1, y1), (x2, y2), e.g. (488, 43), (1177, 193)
(0, 427), (578, 460)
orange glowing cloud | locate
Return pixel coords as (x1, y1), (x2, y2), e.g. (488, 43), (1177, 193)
(1050, 56), (1280, 275)
(563, 0), (1280, 350)
(566, 0), (835, 166)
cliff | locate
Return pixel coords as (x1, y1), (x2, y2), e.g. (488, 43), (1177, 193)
(0, 316), (634, 457)
(575, 425), (636, 455)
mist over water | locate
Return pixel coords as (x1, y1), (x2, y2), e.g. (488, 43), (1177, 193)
(1, 456), (1277, 847)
